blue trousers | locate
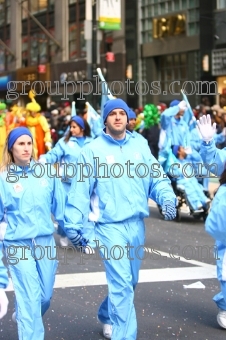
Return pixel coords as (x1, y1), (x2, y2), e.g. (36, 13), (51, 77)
(4, 235), (58, 340)
(96, 218), (145, 340)
(177, 177), (208, 210)
(213, 243), (226, 310)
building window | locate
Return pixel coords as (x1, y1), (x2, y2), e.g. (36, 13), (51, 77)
(217, 0), (226, 9)
(22, 0), (54, 66)
(0, 48), (5, 72)
(140, 0), (199, 43)
(6, 0), (10, 24)
(21, 0), (28, 19)
(68, 1), (86, 59)
(30, 0), (48, 14)
(80, 22), (86, 58)
(0, 0), (10, 25)
(159, 53), (187, 93)
(69, 23), (77, 59)
(22, 36), (29, 67)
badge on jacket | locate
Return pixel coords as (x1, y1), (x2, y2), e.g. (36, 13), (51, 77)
(106, 155), (115, 164)
(13, 183), (23, 193)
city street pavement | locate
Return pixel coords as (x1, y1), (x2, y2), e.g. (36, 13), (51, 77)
(1, 190), (225, 340)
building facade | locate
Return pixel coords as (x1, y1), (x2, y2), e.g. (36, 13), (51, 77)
(212, 0), (226, 107)
(138, 0), (217, 108)
(0, 0), (130, 111)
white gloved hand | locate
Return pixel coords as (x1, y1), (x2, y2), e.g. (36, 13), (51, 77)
(197, 114), (216, 142)
(45, 142), (52, 149)
(0, 289), (8, 319)
(84, 246), (95, 255)
(178, 100), (187, 111)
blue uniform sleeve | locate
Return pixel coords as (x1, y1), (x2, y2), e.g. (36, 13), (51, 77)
(160, 106), (179, 130)
(205, 186), (226, 244)
(200, 139), (226, 177)
(148, 154), (177, 206)
(214, 132), (225, 145)
(0, 242), (8, 289)
(63, 148), (96, 244)
(51, 176), (67, 227)
(0, 191), (9, 289)
(41, 139), (64, 164)
(190, 127), (201, 152)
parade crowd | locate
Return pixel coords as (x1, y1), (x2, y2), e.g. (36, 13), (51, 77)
(0, 89), (226, 340)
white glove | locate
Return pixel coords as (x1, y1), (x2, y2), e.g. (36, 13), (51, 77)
(222, 127), (226, 136)
(45, 142), (52, 149)
(197, 114), (216, 142)
(0, 289), (8, 319)
(84, 246), (95, 255)
(178, 100), (187, 111)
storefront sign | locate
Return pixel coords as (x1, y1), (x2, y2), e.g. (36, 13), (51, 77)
(98, 0), (121, 30)
(16, 65), (50, 82)
(60, 70), (87, 84)
(153, 14), (186, 39)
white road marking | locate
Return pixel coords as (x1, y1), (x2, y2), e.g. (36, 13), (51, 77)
(5, 260), (216, 292)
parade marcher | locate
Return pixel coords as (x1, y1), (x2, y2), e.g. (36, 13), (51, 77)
(197, 114), (226, 177)
(127, 109), (147, 144)
(5, 104), (27, 134)
(0, 242), (9, 319)
(0, 102), (7, 163)
(141, 104), (160, 159)
(64, 98), (177, 339)
(25, 91), (52, 159)
(158, 99), (190, 151)
(0, 127), (88, 340)
(205, 168), (226, 328)
(165, 145), (210, 213)
(39, 115), (94, 247)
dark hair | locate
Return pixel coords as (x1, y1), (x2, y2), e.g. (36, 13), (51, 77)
(219, 168), (226, 186)
(64, 118), (91, 142)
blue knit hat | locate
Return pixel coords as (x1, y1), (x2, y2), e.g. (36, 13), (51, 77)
(8, 127), (33, 150)
(103, 99), (130, 122)
(169, 100), (180, 108)
(71, 116), (85, 130)
(128, 109), (137, 119)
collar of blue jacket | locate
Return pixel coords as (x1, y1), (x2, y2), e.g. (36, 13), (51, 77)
(101, 128), (135, 145)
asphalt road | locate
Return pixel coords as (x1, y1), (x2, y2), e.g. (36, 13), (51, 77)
(1, 206), (224, 340)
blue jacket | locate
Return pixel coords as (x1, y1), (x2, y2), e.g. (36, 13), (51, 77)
(0, 242), (8, 289)
(205, 184), (226, 245)
(41, 136), (92, 165)
(64, 130), (177, 231)
(160, 106), (191, 148)
(191, 128), (225, 153)
(40, 136), (92, 182)
(0, 161), (66, 241)
(200, 139), (226, 177)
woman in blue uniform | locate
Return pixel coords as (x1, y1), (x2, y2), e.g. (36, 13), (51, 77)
(40, 116), (94, 246)
(0, 127), (88, 340)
